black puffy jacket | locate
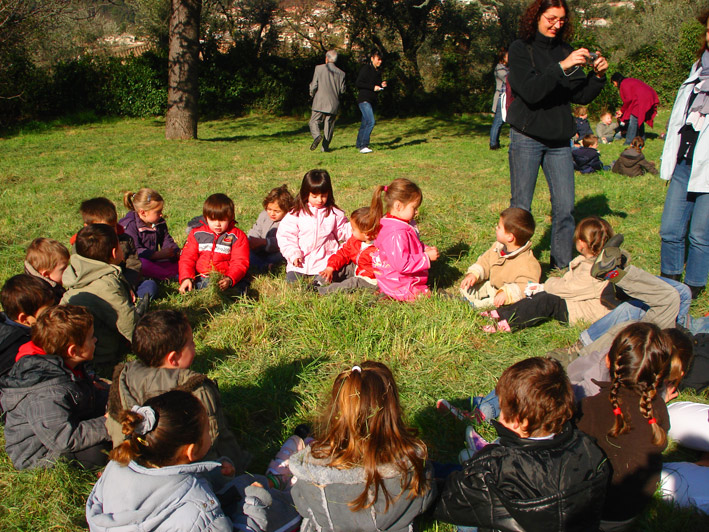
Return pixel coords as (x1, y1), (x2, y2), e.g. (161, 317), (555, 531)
(434, 421), (610, 532)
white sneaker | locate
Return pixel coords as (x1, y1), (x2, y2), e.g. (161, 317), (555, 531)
(359, 147), (373, 153)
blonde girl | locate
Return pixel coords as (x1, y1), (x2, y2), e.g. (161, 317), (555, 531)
(577, 322), (671, 530)
(120, 188), (180, 280)
(276, 169), (351, 282)
(366, 178), (439, 300)
(483, 216), (615, 332)
(289, 361), (434, 532)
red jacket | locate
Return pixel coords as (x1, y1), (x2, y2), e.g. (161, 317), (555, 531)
(179, 220), (249, 284)
(326, 236), (376, 279)
(619, 77), (659, 127)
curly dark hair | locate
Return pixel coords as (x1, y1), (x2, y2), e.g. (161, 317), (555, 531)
(698, 8), (709, 57)
(519, 0), (572, 42)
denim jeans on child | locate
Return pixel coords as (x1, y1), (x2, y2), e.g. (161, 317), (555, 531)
(356, 102), (376, 149)
(489, 99), (504, 148)
(579, 276), (692, 345)
(660, 161), (709, 288)
(509, 128), (575, 268)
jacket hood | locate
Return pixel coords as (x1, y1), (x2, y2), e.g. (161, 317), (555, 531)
(15, 340), (46, 362)
(62, 254), (121, 290)
(619, 148), (643, 161)
(86, 459), (223, 531)
(0, 354), (71, 409)
(289, 446), (407, 485)
(492, 419), (575, 451)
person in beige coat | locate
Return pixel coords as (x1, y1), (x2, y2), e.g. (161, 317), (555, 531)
(482, 216), (617, 333)
(460, 208), (541, 308)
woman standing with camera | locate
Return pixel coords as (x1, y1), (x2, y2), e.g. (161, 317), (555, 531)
(507, 0), (608, 269)
(659, 9), (709, 299)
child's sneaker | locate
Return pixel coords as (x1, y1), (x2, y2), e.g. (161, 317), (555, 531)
(482, 319), (511, 333)
(480, 309), (500, 319)
(465, 425), (489, 453)
(266, 426), (314, 489)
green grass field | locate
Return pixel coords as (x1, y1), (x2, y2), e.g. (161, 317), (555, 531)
(1, 112), (708, 530)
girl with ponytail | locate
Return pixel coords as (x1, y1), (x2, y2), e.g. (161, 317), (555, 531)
(577, 322), (672, 531)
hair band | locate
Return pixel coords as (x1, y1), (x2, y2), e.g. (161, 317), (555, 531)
(131, 405), (158, 435)
(612, 407), (622, 416)
(383, 186), (388, 192)
(351, 365), (362, 373)
(136, 436), (149, 446)
(648, 417), (657, 425)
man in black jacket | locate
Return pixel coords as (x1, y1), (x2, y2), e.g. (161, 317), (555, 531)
(435, 357), (609, 532)
(355, 50), (386, 153)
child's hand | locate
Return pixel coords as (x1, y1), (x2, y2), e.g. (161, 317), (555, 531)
(319, 267), (334, 283)
(293, 257), (304, 268)
(663, 385), (679, 403)
(220, 460), (236, 477)
(179, 279), (193, 294)
(493, 291), (507, 307)
(152, 247), (176, 261)
(524, 283), (545, 297)
(425, 246), (439, 261)
(218, 277), (233, 291)
(460, 273), (478, 291)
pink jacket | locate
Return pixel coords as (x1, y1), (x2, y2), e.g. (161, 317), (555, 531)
(373, 217), (431, 301)
(276, 206), (351, 275)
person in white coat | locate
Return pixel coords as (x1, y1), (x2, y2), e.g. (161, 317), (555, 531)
(659, 9), (709, 299)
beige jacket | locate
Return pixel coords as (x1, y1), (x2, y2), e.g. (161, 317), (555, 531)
(545, 255), (616, 324)
(467, 242), (541, 305)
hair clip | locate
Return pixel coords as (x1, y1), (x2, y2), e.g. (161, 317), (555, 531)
(351, 365), (362, 373)
(647, 417), (657, 425)
(612, 407), (622, 416)
(146, 194), (152, 203)
(136, 436), (149, 446)
(131, 405), (157, 435)
(383, 186), (388, 192)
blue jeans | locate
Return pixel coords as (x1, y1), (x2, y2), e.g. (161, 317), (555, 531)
(660, 161), (709, 287)
(624, 115), (645, 145)
(356, 102), (375, 149)
(489, 99), (504, 147)
(579, 276), (692, 345)
(509, 128), (575, 268)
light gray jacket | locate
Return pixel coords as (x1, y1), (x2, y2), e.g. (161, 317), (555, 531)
(86, 459), (233, 532)
(248, 210), (281, 254)
(310, 63), (346, 115)
(290, 447), (435, 532)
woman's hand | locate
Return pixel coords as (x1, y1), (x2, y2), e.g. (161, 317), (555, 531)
(559, 48), (590, 72)
(592, 53), (608, 76)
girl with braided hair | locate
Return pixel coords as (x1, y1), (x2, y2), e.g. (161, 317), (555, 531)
(577, 322), (672, 531)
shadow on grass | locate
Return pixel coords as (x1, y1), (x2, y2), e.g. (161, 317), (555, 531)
(532, 193), (628, 268)
(431, 241), (471, 289)
(211, 356), (322, 470)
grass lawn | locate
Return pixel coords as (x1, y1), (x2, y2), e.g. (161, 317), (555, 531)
(0, 111), (708, 530)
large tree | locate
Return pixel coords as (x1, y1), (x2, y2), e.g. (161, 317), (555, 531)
(165, 0), (201, 139)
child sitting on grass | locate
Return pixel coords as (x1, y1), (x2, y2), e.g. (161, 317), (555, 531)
(314, 207), (378, 294)
(75, 197), (158, 301)
(0, 274), (55, 378)
(481, 216), (616, 333)
(23, 237), (69, 303)
(248, 184), (294, 271)
(179, 193), (250, 294)
(459, 207), (540, 308)
(434, 357), (610, 532)
(572, 106), (593, 146)
(61, 223), (137, 375)
(573, 134), (608, 174)
(120, 188), (180, 281)
(290, 361), (435, 531)
(612, 136), (659, 177)
(0, 305), (110, 470)
(107, 309), (250, 472)
(596, 110), (620, 143)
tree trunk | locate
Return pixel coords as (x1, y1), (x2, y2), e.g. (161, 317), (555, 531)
(166, 0), (201, 140)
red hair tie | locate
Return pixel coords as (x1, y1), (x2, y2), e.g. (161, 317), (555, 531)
(612, 407), (622, 416)
(383, 185), (388, 192)
(648, 418), (657, 425)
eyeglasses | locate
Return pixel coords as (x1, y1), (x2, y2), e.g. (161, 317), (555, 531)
(542, 14), (568, 26)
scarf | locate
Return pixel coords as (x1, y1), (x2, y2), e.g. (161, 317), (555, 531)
(686, 49), (709, 130)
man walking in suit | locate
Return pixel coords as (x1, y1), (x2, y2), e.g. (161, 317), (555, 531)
(309, 50), (346, 152)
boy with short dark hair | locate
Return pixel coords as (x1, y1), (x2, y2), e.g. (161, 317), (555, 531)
(0, 305), (110, 470)
(460, 207), (541, 308)
(106, 309), (250, 472)
(74, 197), (156, 300)
(179, 193), (250, 293)
(24, 237), (70, 303)
(61, 224), (137, 375)
(0, 274), (55, 377)
(435, 357), (610, 531)
(573, 134), (608, 174)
